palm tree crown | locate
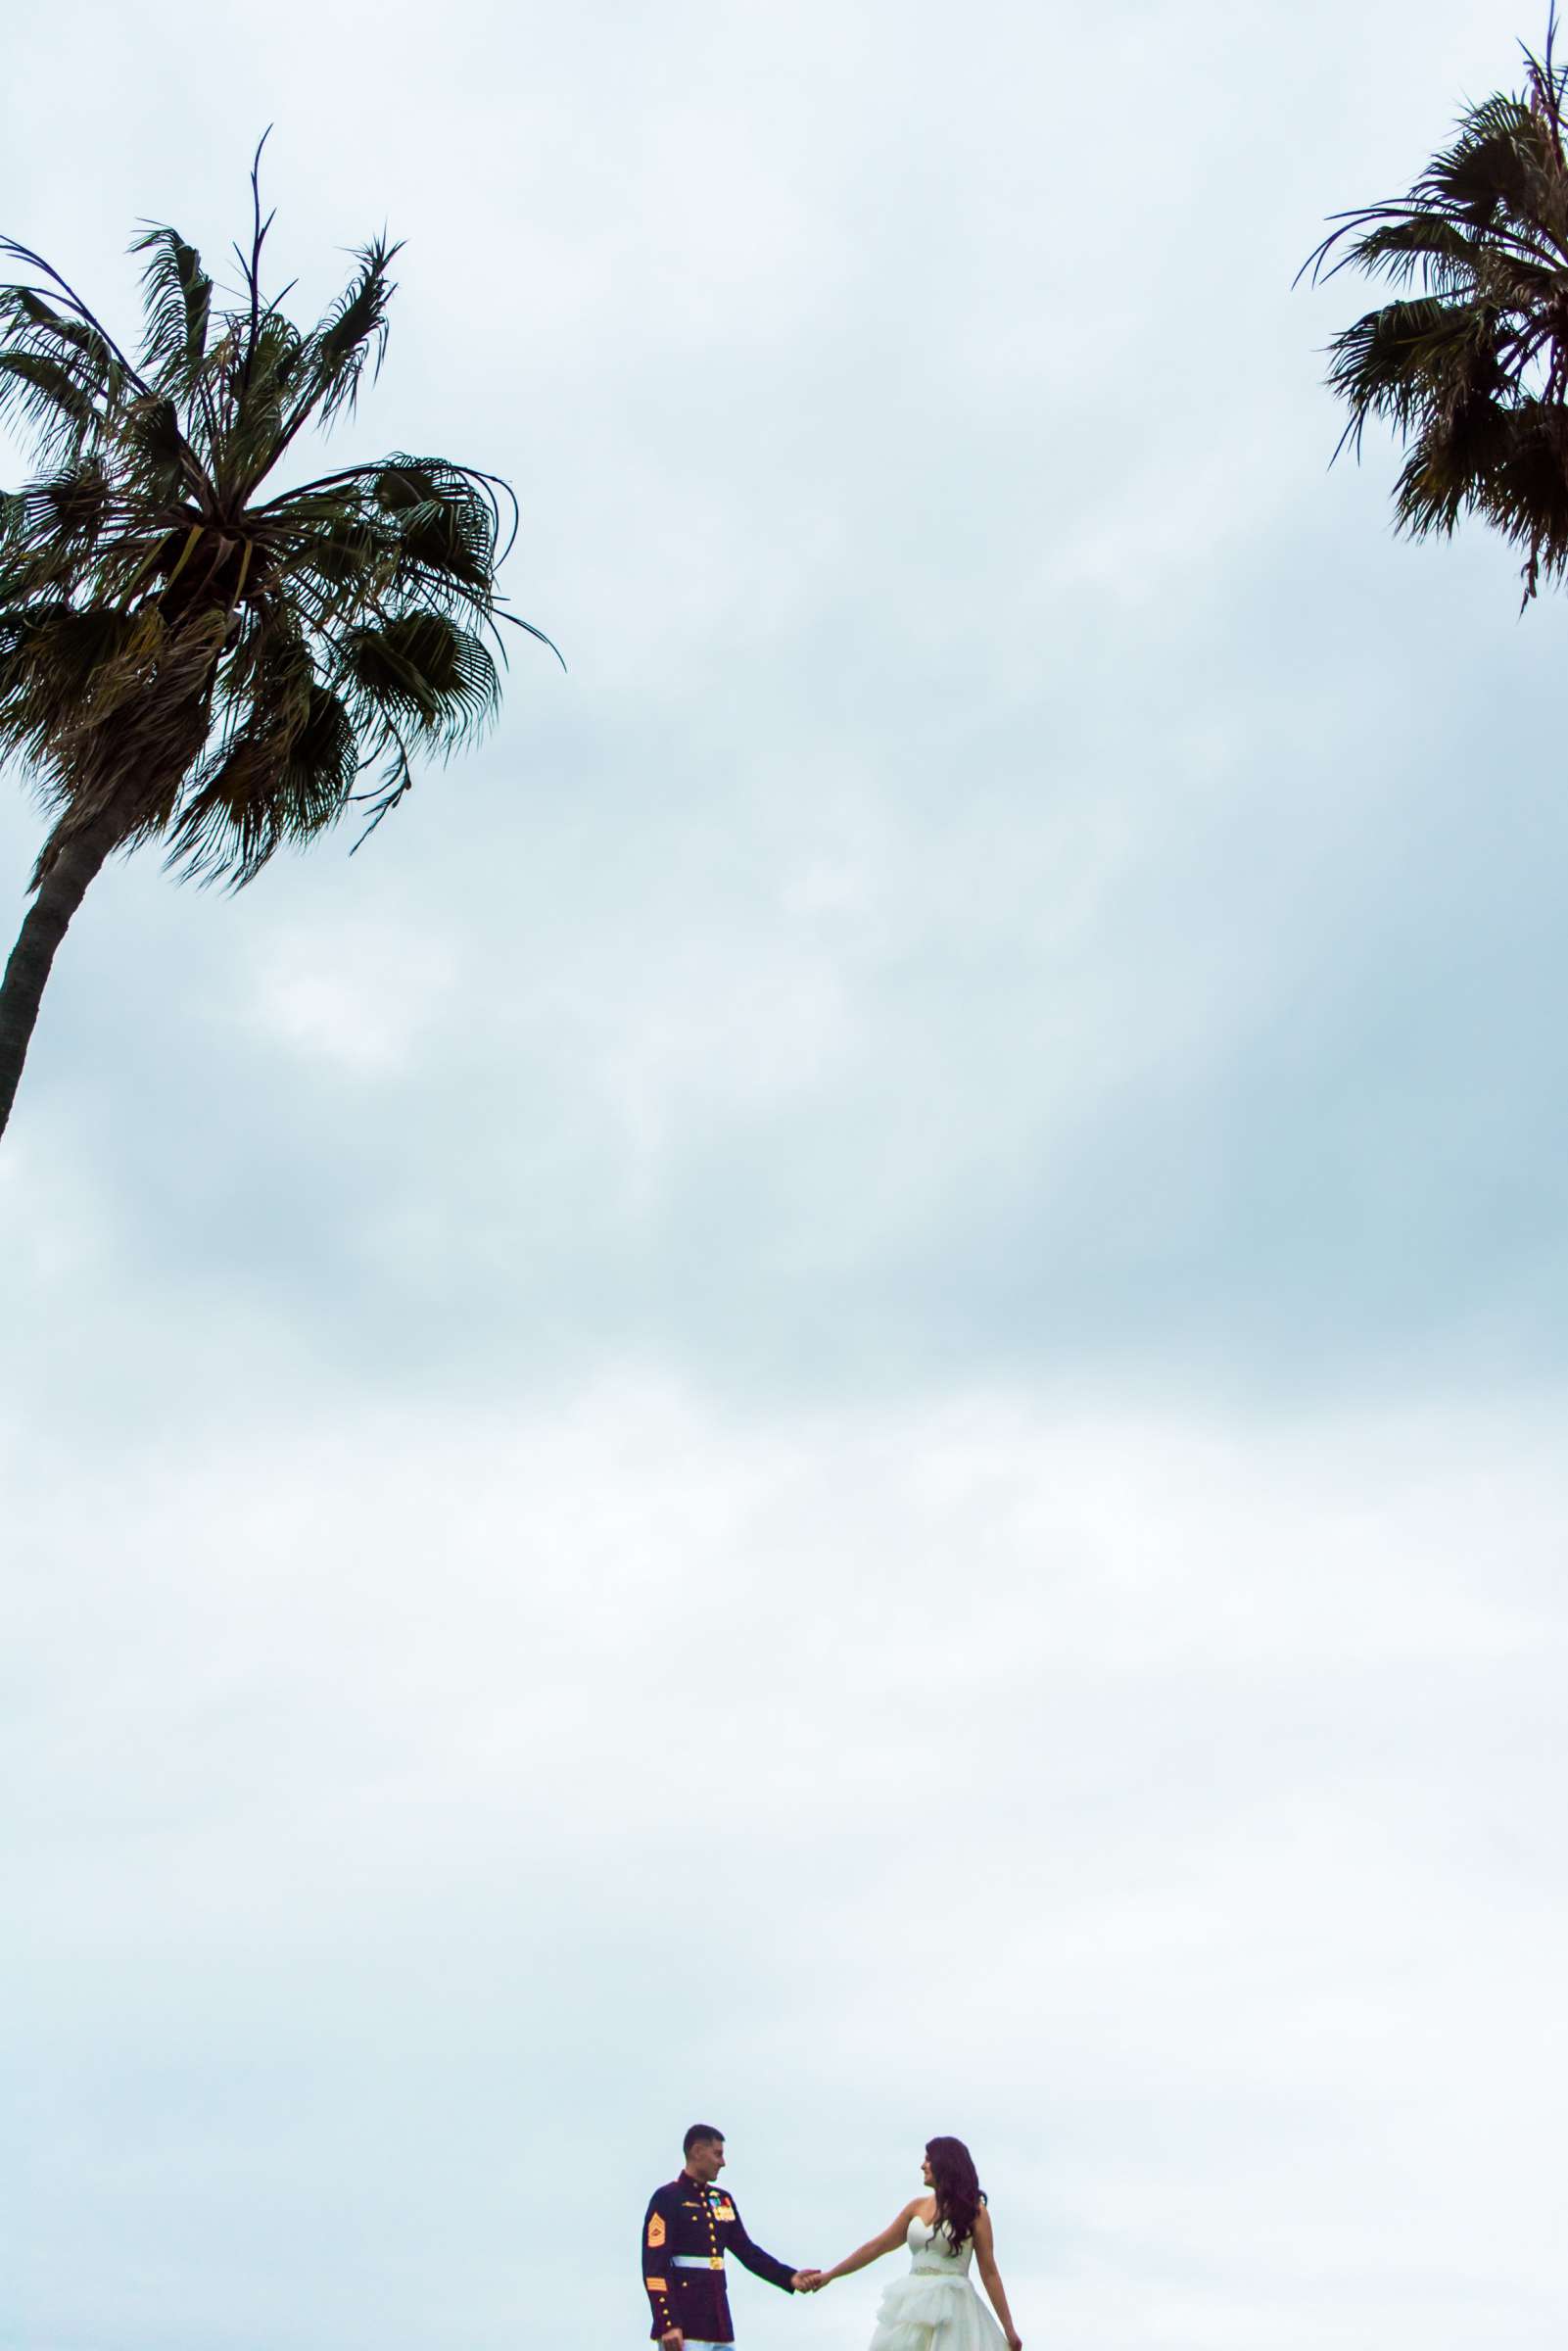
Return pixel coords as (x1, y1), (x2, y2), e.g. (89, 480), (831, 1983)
(0, 144), (553, 1138)
(1305, 11), (1568, 604)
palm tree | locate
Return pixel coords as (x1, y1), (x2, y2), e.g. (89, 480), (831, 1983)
(1304, 9), (1568, 607)
(0, 142), (555, 1142)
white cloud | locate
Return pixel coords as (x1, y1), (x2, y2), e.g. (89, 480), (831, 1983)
(240, 916), (461, 1079)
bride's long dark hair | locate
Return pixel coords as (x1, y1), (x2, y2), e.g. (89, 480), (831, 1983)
(927, 2135), (984, 2250)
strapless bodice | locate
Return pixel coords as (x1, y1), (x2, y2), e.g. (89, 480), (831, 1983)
(907, 2214), (974, 2278)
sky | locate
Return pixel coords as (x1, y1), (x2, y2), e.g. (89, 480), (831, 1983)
(2, 3), (1565, 2350)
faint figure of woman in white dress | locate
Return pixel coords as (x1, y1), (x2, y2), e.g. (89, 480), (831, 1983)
(803, 2135), (1022, 2351)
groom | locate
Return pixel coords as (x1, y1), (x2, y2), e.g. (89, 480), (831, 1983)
(641, 2124), (819, 2349)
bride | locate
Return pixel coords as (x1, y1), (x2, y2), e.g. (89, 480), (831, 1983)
(804, 2135), (1022, 2351)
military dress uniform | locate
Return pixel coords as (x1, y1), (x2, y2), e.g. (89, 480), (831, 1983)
(641, 2171), (796, 2346)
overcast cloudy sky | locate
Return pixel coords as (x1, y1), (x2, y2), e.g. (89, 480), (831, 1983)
(4, 4), (1566, 2351)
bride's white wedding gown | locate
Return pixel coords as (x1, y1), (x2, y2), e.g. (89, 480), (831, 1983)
(866, 2215), (1009, 2351)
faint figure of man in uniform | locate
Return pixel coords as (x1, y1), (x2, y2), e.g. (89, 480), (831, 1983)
(641, 2123), (820, 2351)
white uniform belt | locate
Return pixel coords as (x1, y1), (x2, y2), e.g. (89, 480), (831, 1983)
(673, 2255), (727, 2270)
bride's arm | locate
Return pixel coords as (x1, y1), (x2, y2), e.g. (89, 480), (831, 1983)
(813, 2201), (923, 2288)
(972, 2208), (1022, 2351)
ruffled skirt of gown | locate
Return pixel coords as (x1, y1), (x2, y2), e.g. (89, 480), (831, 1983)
(867, 2270), (1008, 2351)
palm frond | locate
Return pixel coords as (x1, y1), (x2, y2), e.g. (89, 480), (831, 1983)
(1334, 214), (1489, 291)
(340, 610), (499, 743)
(1420, 94), (1544, 228)
(166, 621), (359, 885)
(299, 237), (401, 431)
(220, 311), (307, 490)
(1325, 296), (1507, 423)
(1469, 399), (1568, 595)
(0, 237), (152, 400)
(132, 225), (213, 389)
(0, 349), (101, 457)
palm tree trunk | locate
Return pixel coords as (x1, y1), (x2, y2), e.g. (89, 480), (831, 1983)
(0, 811), (124, 1141)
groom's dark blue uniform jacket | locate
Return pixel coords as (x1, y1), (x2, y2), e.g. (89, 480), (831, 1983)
(641, 2172), (795, 2342)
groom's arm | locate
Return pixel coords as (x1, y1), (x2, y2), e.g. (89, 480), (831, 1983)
(727, 2199), (798, 2293)
(642, 2191), (679, 2339)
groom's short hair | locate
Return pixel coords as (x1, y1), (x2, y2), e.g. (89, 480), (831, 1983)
(684, 2123), (724, 2154)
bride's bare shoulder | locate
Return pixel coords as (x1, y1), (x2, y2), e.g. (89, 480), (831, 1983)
(881, 2194), (927, 2243)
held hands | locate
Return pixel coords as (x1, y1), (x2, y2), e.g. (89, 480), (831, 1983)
(792, 2270), (828, 2293)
